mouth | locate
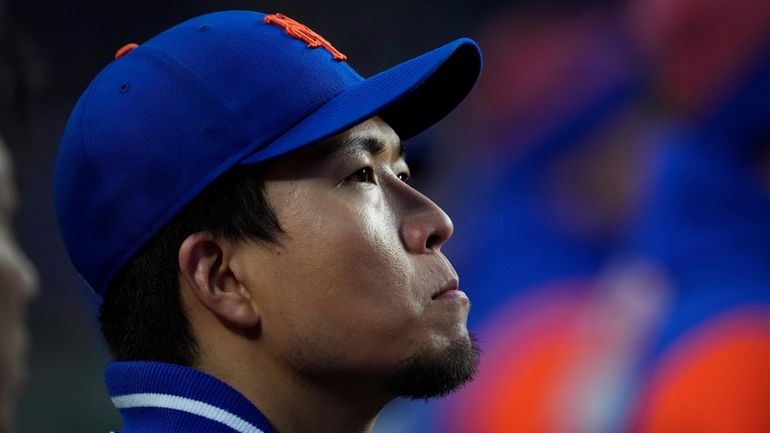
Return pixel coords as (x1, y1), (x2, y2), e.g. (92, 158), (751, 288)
(431, 279), (463, 300)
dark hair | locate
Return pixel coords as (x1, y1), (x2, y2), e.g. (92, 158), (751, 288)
(99, 166), (282, 365)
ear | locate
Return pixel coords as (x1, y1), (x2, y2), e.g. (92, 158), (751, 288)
(178, 232), (260, 329)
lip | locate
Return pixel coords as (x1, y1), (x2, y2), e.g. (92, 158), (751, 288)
(431, 279), (464, 300)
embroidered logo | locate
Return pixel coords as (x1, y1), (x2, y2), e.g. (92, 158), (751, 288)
(264, 13), (348, 61)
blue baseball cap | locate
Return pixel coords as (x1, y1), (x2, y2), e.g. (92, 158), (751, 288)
(54, 10), (482, 295)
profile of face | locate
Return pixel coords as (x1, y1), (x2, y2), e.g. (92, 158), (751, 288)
(0, 137), (38, 432)
(230, 117), (478, 399)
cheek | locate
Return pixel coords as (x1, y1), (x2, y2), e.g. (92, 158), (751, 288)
(262, 188), (424, 363)
(289, 197), (414, 315)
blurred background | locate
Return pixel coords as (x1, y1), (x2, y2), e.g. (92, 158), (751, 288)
(2, 0), (770, 432)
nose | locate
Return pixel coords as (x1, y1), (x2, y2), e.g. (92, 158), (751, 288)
(396, 182), (454, 254)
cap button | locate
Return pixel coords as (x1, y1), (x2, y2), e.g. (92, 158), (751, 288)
(114, 43), (139, 60)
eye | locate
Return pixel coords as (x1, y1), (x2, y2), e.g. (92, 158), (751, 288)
(347, 167), (375, 184)
(397, 171), (411, 184)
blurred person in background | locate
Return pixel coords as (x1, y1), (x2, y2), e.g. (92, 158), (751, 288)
(624, 0), (770, 431)
(431, 4), (652, 322)
(422, 0), (770, 431)
(0, 134), (38, 433)
(1, 2), (40, 432)
(419, 4), (672, 432)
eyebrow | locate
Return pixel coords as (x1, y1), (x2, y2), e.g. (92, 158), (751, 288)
(320, 134), (407, 161)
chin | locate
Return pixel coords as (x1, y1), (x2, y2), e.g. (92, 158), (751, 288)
(387, 333), (480, 400)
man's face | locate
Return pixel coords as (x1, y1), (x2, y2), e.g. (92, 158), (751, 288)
(0, 138), (38, 431)
(231, 117), (476, 398)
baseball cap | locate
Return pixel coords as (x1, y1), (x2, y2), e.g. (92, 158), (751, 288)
(54, 10), (482, 295)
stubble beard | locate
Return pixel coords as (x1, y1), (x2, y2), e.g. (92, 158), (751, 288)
(387, 333), (480, 400)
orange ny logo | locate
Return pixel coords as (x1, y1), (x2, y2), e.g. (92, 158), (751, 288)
(264, 13), (348, 61)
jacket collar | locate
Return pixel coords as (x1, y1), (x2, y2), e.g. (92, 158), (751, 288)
(106, 361), (275, 433)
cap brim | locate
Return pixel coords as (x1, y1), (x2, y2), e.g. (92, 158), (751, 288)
(240, 37), (481, 164)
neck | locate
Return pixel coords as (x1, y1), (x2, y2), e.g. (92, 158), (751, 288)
(183, 285), (392, 433)
(194, 339), (389, 433)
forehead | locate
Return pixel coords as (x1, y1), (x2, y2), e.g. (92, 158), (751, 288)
(265, 117), (404, 175)
(333, 116), (401, 147)
(306, 117), (402, 157)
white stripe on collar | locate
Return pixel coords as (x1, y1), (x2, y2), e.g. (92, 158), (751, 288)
(112, 393), (267, 433)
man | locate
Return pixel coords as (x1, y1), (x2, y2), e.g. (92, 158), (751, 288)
(54, 10), (481, 433)
(0, 135), (38, 433)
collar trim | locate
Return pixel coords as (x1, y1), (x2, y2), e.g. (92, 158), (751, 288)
(112, 393), (267, 433)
